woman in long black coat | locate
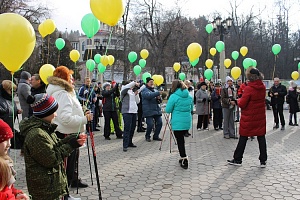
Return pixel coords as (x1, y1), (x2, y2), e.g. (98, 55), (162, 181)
(287, 81), (299, 126)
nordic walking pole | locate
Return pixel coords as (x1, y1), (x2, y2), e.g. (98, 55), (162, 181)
(159, 113), (169, 151)
(163, 113), (177, 145)
(88, 121), (102, 200)
(86, 133), (94, 185)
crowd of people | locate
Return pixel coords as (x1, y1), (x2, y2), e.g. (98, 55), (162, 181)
(0, 65), (299, 199)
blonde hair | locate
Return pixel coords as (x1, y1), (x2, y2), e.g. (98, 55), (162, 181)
(0, 157), (11, 191)
(2, 80), (17, 93)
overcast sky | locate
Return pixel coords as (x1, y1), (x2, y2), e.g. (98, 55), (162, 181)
(41, 0), (300, 33)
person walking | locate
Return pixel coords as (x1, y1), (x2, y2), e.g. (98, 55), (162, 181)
(227, 67), (267, 167)
(221, 76), (237, 139)
(120, 81), (140, 152)
(287, 81), (299, 126)
(211, 83), (223, 130)
(17, 71), (31, 120)
(268, 77), (287, 130)
(195, 82), (210, 131)
(141, 77), (163, 142)
(165, 80), (193, 169)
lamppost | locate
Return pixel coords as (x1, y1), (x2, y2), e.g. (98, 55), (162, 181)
(211, 16), (232, 83)
(93, 39), (107, 83)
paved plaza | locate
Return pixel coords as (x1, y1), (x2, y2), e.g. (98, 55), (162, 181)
(13, 110), (300, 200)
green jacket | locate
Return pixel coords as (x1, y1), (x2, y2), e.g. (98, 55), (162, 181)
(19, 116), (77, 200)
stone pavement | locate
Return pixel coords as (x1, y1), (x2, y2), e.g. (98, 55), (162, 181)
(12, 110), (300, 200)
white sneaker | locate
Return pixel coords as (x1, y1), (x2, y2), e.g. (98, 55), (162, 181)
(197, 128), (202, 131)
(68, 195), (81, 200)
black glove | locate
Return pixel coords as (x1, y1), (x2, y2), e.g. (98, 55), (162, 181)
(218, 96), (221, 99)
(203, 98), (206, 102)
(68, 137), (81, 148)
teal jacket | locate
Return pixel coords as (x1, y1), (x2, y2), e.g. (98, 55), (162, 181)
(165, 88), (193, 131)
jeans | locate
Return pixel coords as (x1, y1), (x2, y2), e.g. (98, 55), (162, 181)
(122, 113), (137, 148)
(173, 130), (187, 157)
(272, 104), (285, 126)
(145, 115), (162, 139)
(233, 135), (267, 162)
(103, 111), (123, 138)
(213, 108), (223, 129)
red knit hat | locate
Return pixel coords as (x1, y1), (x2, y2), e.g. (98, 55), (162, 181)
(0, 120), (13, 143)
(27, 93), (58, 118)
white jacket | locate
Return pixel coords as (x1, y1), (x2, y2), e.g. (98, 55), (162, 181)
(46, 76), (87, 134)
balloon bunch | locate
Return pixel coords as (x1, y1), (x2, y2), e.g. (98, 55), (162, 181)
(128, 49), (149, 76)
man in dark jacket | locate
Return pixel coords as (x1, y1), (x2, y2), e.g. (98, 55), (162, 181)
(27, 74), (46, 117)
(102, 82), (123, 140)
(268, 77), (287, 130)
(141, 77), (163, 142)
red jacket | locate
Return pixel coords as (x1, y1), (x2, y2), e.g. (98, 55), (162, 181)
(238, 80), (266, 137)
(238, 83), (247, 98)
(0, 185), (22, 200)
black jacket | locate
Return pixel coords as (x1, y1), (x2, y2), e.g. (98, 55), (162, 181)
(0, 85), (18, 130)
(268, 83), (287, 105)
(102, 85), (120, 112)
(287, 89), (299, 113)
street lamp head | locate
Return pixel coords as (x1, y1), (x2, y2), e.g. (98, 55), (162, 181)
(215, 16), (222, 26)
(222, 20), (227, 28)
(226, 17), (233, 28)
(211, 21), (217, 30)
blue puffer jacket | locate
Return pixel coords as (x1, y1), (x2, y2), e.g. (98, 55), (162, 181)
(141, 86), (162, 117)
(165, 88), (193, 131)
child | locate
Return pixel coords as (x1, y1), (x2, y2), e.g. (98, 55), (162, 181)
(19, 93), (87, 200)
(0, 120), (29, 200)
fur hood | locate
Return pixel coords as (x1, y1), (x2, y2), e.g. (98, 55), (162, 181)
(47, 76), (74, 94)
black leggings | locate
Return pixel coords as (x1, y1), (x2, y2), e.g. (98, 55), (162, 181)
(173, 130), (187, 158)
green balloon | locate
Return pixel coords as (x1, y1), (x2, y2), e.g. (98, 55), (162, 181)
(94, 54), (101, 64)
(55, 38), (65, 50)
(231, 51), (239, 61)
(205, 24), (213, 34)
(243, 58), (253, 69)
(86, 59), (95, 72)
(272, 44), (281, 55)
(179, 72), (186, 81)
(142, 72), (151, 83)
(204, 69), (213, 80)
(252, 59), (257, 67)
(133, 65), (142, 75)
(128, 51), (138, 63)
(139, 59), (146, 68)
(98, 63), (106, 73)
(298, 62), (300, 70)
(215, 41), (225, 53)
(190, 58), (199, 67)
(81, 13), (100, 38)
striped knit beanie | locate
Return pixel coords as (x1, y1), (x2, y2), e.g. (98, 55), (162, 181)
(0, 120), (13, 143)
(27, 93), (58, 118)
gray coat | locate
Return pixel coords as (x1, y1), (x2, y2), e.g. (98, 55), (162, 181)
(17, 79), (31, 119)
(195, 89), (210, 115)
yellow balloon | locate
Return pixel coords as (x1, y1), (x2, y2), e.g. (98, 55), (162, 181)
(291, 71), (299, 80)
(90, 0), (124, 26)
(224, 58), (232, 68)
(210, 48), (217, 56)
(69, 50), (80, 62)
(39, 64), (55, 84)
(44, 19), (56, 35)
(101, 55), (109, 67)
(173, 62), (181, 72)
(231, 66), (242, 80)
(108, 55), (115, 66)
(156, 75), (164, 86)
(187, 43), (202, 62)
(140, 49), (149, 59)
(205, 59), (213, 69)
(38, 23), (47, 38)
(0, 13), (36, 73)
(240, 46), (248, 57)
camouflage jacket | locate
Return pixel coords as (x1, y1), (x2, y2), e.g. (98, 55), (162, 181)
(19, 116), (77, 200)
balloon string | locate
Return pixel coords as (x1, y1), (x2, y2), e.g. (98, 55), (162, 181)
(57, 50), (60, 67)
(11, 73), (16, 164)
(105, 30), (113, 55)
(74, 62), (76, 80)
(208, 34), (211, 59)
(272, 55), (277, 80)
(47, 35), (50, 63)
(41, 38), (45, 64)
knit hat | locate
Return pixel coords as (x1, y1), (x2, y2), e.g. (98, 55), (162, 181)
(146, 77), (154, 83)
(103, 82), (111, 89)
(226, 76), (233, 82)
(199, 82), (207, 87)
(290, 80), (297, 88)
(20, 71), (31, 80)
(0, 120), (13, 143)
(27, 93), (58, 118)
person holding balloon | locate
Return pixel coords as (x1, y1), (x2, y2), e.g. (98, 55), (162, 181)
(287, 81), (299, 126)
